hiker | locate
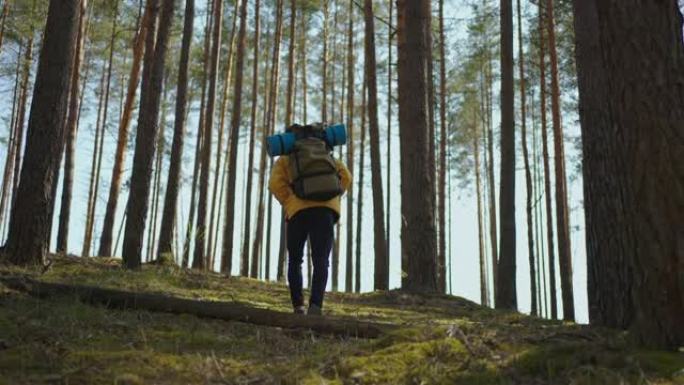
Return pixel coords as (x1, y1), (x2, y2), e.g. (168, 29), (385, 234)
(269, 123), (352, 316)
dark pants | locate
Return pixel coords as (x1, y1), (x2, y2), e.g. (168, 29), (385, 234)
(287, 207), (336, 308)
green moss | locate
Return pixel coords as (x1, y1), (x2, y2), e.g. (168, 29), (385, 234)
(0, 256), (681, 385)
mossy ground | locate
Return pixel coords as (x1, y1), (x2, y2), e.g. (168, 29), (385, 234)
(0, 256), (682, 385)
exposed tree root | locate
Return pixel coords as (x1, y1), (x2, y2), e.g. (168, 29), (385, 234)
(0, 275), (396, 339)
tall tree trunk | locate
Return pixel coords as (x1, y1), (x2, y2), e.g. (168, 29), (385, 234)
(496, 0), (516, 310)
(0, 0), (10, 57)
(56, 2), (87, 254)
(208, 0), (240, 267)
(545, 0), (574, 321)
(385, 0), (392, 265)
(0, 45), (23, 241)
(424, 0), (441, 291)
(222, 0), (248, 275)
(266, 0), (284, 282)
(147, 103), (166, 261)
(572, 0), (632, 329)
(186, 0), (213, 269)
(321, 0), (329, 122)
(122, 0), (176, 269)
(157, 0), (195, 260)
(246, 0), (261, 279)
(10, 36), (34, 216)
(98, 5), (151, 257)
(344, 0), (355, 293)
(585, 0), (684, 349)
(355, 81), (367, 294)
(475, 122), (488, 306)
(3, 0), (80, 266)
(82, 73), (106, 257)
(518, 0), (537, 316)
(194, 0), (223, 270)
(397, 0), (438, 293)
(485, 49), (498, 303)
(252, 20), (273, 280)
(438, 0), (447, 294)
(362, 0), (389, 291)
(84, 1), (119, 257)
(537, 0), (558, 319)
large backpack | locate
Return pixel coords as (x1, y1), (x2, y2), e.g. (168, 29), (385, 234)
(289, 137), (343, 201)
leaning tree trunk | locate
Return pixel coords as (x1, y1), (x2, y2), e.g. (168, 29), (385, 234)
(122, 0), (175, 269)
(589, 0), (684, 349)
(571, 0), (632, 330)
(0, 0), (9, 55)
(98, 6), (151, 257)
(537, 0), (558, 320)
(3, 0), (80, 266)
(363, 0), (389, 291)
(397, 0), (438, 293)
(545, 0), (574, 322)
(496, 0), (517, 310)
(157, 0), (195, 260)
(518, 0), (537, 317)
(344, 0), (355, 293)
(221, 0), (248, 276)
(194, 0), (223, 271)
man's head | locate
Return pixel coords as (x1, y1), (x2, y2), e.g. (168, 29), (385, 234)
(286, 123), (325, 136)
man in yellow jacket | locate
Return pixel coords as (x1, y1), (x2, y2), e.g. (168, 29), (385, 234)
(269, 127), (352, 316)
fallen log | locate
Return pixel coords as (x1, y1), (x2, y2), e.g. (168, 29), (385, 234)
(0, 275), (396, 339)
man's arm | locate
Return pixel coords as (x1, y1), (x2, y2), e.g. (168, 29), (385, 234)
(336, 160), (352, 193)
(269, 157), (293, 204)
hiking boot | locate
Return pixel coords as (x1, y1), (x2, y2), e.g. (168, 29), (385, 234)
(308, 304), (322, 316)
(293, 306), (306, 315)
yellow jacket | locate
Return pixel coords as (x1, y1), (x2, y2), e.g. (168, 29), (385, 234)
(269, 155), (352, 221)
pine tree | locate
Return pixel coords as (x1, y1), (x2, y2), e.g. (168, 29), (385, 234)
(3, 0), (80, 266)
(157, 0), (195, 260)
(122, 0), (176, 269)
(397, 0), (438, 293)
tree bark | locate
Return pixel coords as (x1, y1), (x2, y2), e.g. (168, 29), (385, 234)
(345, 0), (355, 293)
(545, 0), (574, 322)
(385, 0), (392, 267)
(537, 0), (557, 320)
(589, 0), (684, 349)
(362, 0), (389, 291)
(221, 0), (248, 276)
(194, 0), (223, 271)
(496, 0), (517, 310)
(2, 0), (80, 266)
(572, 0), (632, 329)
(186, 0), (214, 269)
(355, 80), (367, 294)
(122, 0), (175, 269)
(157, 0), (195, 260)
(98, 5), (151, 257)
(474, 121), (488, 307)
(56, 2), (88, 254)
(518, 0), (537, 317)
(397, 0), (438, 293)
(84, 1), (119, 258)
(438, 0), (447, 294)
(246, 0), (261, 279)
(207, 0), (240, 268)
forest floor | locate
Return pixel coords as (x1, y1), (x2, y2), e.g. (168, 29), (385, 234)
(0, 256), (682, 385)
